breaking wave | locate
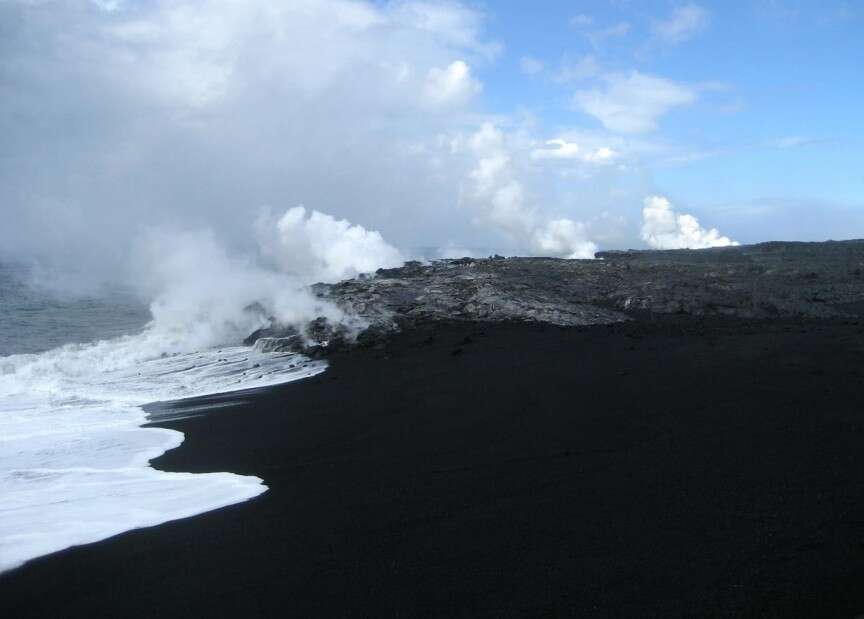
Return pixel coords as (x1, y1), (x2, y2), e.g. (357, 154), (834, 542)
(0, 324), (325, 573)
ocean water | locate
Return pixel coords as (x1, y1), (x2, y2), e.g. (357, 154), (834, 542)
(0, 263), (325, 572)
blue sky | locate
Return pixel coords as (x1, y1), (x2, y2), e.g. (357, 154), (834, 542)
(1, 0), (863, 278)
(468, 0), (863, 243)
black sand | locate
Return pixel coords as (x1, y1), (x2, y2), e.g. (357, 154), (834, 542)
(3, 318), (864, 617)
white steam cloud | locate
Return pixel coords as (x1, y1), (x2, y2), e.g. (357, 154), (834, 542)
(132, 208), (400, 350)
(123, 203), (404, 352)
(641, 195), (738, 250)
(531, 219), (597, 259)
(256, 206), (404, 283)
(459, 123), (598, 259)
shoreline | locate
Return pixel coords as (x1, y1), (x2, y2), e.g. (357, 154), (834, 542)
(3, 317), (864, 617)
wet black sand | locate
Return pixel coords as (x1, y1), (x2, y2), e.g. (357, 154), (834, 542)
(3, 318), (864, 617)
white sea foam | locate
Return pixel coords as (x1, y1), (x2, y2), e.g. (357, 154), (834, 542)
(0, 329), (325, 573)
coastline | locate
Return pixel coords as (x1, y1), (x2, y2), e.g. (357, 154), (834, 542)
(3, 317), (864, 617)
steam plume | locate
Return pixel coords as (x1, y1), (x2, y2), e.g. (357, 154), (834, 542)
(641, 195), (738, 250)
(460, 123), (598, 259)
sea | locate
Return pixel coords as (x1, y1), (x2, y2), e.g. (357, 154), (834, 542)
(0, 262), (325, 572)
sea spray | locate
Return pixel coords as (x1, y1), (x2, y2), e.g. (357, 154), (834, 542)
(0, 206), (403, 572)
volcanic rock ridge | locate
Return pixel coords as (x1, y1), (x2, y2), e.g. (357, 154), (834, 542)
(246, 239), (864, 354)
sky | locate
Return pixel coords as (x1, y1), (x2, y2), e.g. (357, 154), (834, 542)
(0, 0), (862, 289)
(483, 0), (864, 243)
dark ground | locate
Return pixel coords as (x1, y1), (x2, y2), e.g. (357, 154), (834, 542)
(3, 317), (864, 618)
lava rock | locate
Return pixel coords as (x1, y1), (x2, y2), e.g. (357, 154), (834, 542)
(246, 239), (864, 357)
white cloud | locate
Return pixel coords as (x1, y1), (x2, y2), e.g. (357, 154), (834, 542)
(530, 139), (618, 164)
(569, 14), (594, 27)
(641, 195), (738, 249)
(588, 146), (618, 162)
(574, 71), (697, 133)
(424, 60), (482, 106)
(101, 0), (401, 108)
(519, 55), (544, 75)
(1, 0), (739, 286)
(460, 123), (597, 258)
(0, 0), (501, 280)
(464, 123), (536, 237)
(653, 4), (710, 44)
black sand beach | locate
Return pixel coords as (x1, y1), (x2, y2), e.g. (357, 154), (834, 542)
(3, 317), (864, 617)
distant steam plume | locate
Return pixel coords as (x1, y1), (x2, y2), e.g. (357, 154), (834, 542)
(641, 195), (738, 250)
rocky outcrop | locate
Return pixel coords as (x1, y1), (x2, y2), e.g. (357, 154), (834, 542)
(246, 240), (864, 354)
